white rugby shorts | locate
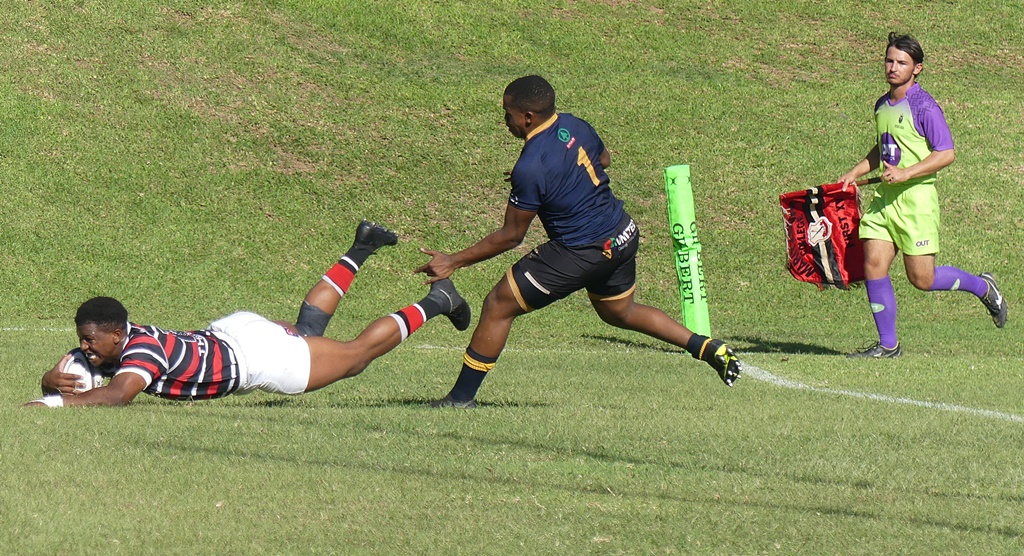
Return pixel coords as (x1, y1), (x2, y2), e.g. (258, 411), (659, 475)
(208, 311), (311, 395)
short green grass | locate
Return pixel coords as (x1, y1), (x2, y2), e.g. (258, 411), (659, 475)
(1, 0), (1022, 553)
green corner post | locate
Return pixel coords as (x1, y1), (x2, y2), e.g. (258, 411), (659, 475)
(664, 164), (711, 336)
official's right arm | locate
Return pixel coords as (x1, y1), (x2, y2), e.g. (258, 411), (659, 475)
(839, 145), (880, 188)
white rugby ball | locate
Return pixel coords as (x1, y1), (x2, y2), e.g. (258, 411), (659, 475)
(64, 351), (103, 393)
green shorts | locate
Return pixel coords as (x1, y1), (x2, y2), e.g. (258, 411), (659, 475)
(859, 182), (940, 255)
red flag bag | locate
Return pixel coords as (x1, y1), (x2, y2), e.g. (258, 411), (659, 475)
(779, 179), (877, 290)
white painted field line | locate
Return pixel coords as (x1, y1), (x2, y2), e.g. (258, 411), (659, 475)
(414, 343), (1024, 424)
(743, 364), (1024, 423)
(1, 327), (75, 332)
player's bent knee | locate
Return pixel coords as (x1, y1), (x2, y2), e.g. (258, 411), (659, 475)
(481, 288), (524, 320)
(304, 337), (370, 391)
(342, 360), (370, 379)
(591, 300), (638, 329)
(594, 307), (627, 327)
(908, 275), (933, 291)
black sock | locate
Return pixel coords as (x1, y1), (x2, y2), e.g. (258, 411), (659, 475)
(448, 347), (497, 401)
(344, 245), (375, 268)
(417, 295), (443, 321)
(685, 334), (711, 361)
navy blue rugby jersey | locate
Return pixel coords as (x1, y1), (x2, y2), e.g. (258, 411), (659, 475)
(117, 324), (241, 400)
(508, 113), (626, 247)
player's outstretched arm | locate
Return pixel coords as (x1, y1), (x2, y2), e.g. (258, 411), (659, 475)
(416, 204), (536, 283)
(28, 373), (147, 408)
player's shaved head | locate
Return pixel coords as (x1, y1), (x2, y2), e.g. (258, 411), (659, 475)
(76, 297), (128, 332)
(504, 75), (555, 117)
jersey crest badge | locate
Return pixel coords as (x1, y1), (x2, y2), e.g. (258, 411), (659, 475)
(558, 128), (576, 149)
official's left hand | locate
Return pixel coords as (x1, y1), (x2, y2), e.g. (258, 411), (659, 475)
(881, 162), (910, 184)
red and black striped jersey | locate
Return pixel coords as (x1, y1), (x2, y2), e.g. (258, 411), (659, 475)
(117, 323), (241, 400)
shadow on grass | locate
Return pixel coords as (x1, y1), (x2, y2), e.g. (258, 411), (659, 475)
(243, 397), (547, 409)
(581, 334), (680, 353)
(728, 335), (844, 356)
(334, 398), (546, 409)
(582, 333), (845, 356)
(246, 398), (299, 408)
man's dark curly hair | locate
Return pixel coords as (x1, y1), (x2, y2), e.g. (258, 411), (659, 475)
(75, 297), (128, 332)
(504, 75), (556, 116)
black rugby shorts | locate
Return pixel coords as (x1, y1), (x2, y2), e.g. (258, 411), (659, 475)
(507, 215), (639, 312)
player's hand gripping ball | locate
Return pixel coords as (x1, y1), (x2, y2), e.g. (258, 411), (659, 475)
(64, 350), (103, 393)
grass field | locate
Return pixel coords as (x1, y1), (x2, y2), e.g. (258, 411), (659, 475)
(2, 0), (1022, 553)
